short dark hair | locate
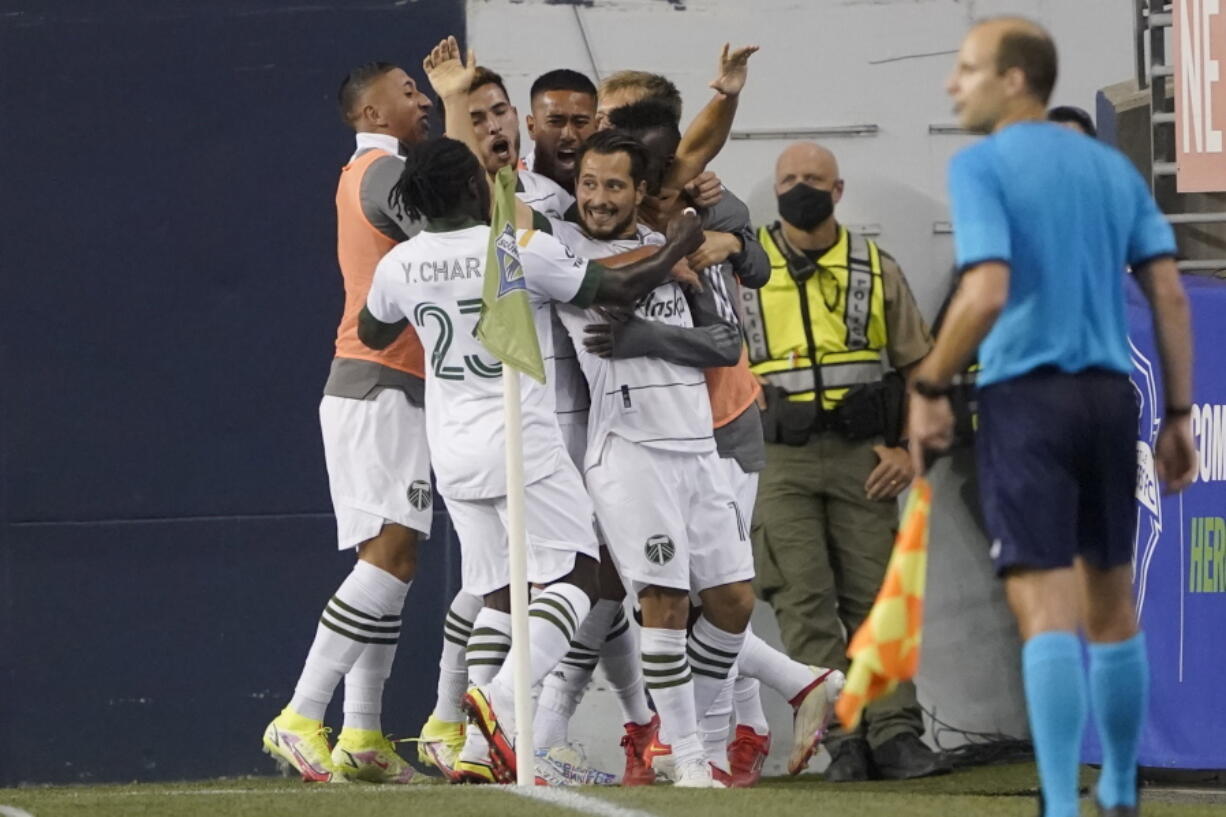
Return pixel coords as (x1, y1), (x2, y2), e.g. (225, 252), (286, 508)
(470, 66), (511, 102)
(1047, 105), (1096, 137)
(575, 130), (650, 186)
(530, 69), (597, 103)
(600, 70), (683, 120)
(390, 137), (483, 222)
(995, 26), (1058, 105)
(606, 99), (681, 140)
(338, 61), (397, 125)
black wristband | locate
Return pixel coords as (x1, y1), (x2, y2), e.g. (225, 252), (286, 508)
(1166, 405), (1193, 418)
(913, 379), (954, 399)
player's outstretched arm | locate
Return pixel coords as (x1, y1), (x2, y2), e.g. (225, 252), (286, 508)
(583, 269), (741, 366)
(665, 43), (759, 191)
(589, 210), (705, 307)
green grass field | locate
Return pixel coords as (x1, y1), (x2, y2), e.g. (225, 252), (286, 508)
(2, 764), (1223, 817)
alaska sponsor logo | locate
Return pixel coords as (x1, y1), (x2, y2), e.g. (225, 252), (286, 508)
(408, 480), (432, 512)
(636, 288), (688, 320)
(644, 534), (675, 566)
(1189, 517), (1226, 593)
(1191, 403), (1226, 483)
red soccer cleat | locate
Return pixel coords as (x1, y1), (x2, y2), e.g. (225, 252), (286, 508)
(727, 725), (771, 788)
(620, 714), (661, 786)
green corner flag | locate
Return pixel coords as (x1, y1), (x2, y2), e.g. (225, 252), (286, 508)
(476, 166), (546, 384)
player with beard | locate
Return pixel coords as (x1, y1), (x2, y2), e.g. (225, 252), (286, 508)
(465, 66), (574, 219)
(536, 130), (802, 788)
(525, 69), (598, 195)
(575, 102), (845, 786)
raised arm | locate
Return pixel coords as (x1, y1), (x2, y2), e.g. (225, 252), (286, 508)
(664, 44), (758, 190)
(423, 38), (541, 230)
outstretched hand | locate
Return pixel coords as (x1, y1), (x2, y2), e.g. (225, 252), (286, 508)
(709, 43), (760, 97)
(423, 35), (476, 100)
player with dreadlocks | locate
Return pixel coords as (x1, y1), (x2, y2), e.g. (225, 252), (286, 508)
(358, 134), (704, 784)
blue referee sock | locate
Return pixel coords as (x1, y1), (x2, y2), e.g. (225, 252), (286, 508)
(1022, 631), (1087, 817)
(1088, 633), (1148, 809)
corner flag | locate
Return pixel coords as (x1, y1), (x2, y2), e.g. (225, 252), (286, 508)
(476, 166), (545, 382)
(835, 477), (932, 732)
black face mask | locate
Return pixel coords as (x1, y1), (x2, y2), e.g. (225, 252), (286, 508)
(777, 183), (834, 231)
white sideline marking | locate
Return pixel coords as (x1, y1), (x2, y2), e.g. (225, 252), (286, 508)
(504, 785), (662, 817)
(0, 805), (36, 817)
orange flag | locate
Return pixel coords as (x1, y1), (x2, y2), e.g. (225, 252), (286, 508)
(835, 477), (932, 732)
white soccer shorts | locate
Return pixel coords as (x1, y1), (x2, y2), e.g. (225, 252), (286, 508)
(585, 435), (755, 594)
(717, 456), (761, 530)
(445, 460), (600, 598)
(319, 389), (433, 549)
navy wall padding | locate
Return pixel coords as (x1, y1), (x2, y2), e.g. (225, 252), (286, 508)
(0, 0), (466, 784)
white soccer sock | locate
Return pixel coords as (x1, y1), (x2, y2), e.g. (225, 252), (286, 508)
(688, 616), (746, 723)
(492, 583), (591, 693)
(534, 599), (619, 747)
(701, 672), (736, 771)
(342, 572), (411, 732)
(432, 590), (483, 723)
(601, 605), (655, 725)
(290, 560), (406, 723)
(732, 675), (770, 735)
(467, 607), (512, 686)
(737, 627), (820, 703)
(641, 626), (703, 767)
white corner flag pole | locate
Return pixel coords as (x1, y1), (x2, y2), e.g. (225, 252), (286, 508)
(502, 366), (535, 785)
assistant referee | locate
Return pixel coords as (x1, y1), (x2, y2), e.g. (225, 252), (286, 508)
(909, 17), (1198, 817)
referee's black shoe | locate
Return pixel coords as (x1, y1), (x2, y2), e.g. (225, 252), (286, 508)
(872, 733), (951, 780)
(823, 737), (872, 782)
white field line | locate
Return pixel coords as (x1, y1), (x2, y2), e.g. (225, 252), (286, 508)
(503, 784), (664, 817)
(0, 806), (36, 817)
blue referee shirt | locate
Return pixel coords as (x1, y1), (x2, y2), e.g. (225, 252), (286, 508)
(947, 121), (1176, 387)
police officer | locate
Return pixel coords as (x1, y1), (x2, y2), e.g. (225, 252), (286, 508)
(743, 142), (946, 781)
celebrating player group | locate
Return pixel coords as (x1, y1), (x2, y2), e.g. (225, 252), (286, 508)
(259, 35), (842, 790)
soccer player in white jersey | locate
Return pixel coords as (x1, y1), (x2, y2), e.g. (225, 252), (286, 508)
(533, 129), (744, 788)
(261, 61), (432, 786)
(465, 66), (574, 219)
(415, 69), (595, 784)
(357, 135), (703, 784)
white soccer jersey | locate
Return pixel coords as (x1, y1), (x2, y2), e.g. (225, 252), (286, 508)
(367, 223), (597, 500)
(548, 219), (716, 469)
(516, 170), (575, 221)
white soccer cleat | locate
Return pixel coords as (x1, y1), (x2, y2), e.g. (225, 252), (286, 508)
(789, 667), (846, 775)
(674, 757), (724, 788)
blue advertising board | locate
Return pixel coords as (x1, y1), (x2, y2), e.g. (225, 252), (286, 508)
(1084, 274), (1226, 769)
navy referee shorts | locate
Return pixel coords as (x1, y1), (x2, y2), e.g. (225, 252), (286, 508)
(976, 367), (1138, 575)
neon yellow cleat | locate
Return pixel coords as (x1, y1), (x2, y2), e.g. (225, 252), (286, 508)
(453, 757), (498, 784)
(330, 728), (415, 784)
(416, 714), (466, 780)
(261, 707), (342, 783)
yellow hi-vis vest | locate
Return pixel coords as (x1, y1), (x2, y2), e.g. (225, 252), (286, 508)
(741, 224), (888, 410)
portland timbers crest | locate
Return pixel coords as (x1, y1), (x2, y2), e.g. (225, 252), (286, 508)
(494, 223), (526, 297)
(408, 480), (432, 512)
(644, 534), (675, 566)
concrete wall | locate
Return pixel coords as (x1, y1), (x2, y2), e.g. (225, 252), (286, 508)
(469, 0), (1137, 776)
